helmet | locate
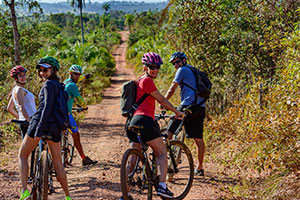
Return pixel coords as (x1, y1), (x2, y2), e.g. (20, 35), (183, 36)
(36, 56), (60, 71)
(169, 52), (187, 62)
(10, 66), (27, 78)
(142, 52), (163, 65)
(69, 65), (83, 74)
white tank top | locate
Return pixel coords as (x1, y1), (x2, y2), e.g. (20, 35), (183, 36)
(12, 85), (37, 120)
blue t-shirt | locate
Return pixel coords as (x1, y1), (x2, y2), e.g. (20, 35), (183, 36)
(173, 65), (205, 106)
(64, 78), (80, 113)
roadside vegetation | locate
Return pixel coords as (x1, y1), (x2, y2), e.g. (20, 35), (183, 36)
(125, 1), (300, 199)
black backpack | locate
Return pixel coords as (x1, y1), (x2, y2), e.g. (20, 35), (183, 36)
(53, 81), (70, 130)
(181, 65), (212, 105)
(120, 80), (149, 118)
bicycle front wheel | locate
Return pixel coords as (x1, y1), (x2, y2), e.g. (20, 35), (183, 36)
(120, 148), (153, 200)
(167, 140), (194, 200)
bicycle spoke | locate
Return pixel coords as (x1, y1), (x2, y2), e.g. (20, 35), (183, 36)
(167, 140), (194, 200)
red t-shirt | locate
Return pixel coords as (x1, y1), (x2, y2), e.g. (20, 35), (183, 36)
(134, 76), (157, 119)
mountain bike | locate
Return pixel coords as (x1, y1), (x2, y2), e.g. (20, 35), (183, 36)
(31, 134), (55, 200)
(120, 123), (194, 200)
(61, 107), (85, 166)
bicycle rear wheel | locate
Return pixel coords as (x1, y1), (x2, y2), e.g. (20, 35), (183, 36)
(120, 148), (153, 200)
(62, 130), (75, 166)
(167, 140), (194, 200)
(32, 150), (49, 200)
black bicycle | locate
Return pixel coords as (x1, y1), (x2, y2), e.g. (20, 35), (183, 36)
(120, 123), (194, 199)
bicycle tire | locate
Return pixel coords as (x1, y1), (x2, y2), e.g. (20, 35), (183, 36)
(39, 150), (49, 200)
(167, 140), (194, 200)
(67, 130), (75, 165)
(120, 148), (153, 200)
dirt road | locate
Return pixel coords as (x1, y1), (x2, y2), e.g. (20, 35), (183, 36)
(0, 31), (233, 200)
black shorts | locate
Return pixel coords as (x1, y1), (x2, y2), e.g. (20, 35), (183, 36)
(27, 120), (62, 143)
(168, 104), (205, 139)
(20, 123), (29, 140)
(126, 115), (161, 144)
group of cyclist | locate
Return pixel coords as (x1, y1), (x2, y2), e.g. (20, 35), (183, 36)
(7, 51), (205, 200)
(7, 56), (96, 200)
(121, 52), (206, 199)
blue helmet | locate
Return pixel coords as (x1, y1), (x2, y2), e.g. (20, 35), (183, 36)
(169, 52), (187, 62)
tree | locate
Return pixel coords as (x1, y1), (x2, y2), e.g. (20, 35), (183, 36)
(124, 14), (134, 33)
(102, 3), (110, 15)
(69, 0), (86, 44)
(3, 0), (41, 65)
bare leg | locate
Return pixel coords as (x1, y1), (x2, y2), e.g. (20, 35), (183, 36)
(147, 137), (167, 182)
(18, 135), (39, 191)
(72, 131), (85, 158)
(47, 140), (70, 197)
(194, 138), (205, 170)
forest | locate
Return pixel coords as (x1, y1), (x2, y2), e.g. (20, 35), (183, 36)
(1, 0), (300, 199)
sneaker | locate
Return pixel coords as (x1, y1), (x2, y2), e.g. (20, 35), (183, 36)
(65, 196), (72, 200)
(157, 185), (174, 198)
(195, 169), (204, 176)
(119, 194), (133, 200)
(20, 190), (31, 200)
(82, 156), (97, 166)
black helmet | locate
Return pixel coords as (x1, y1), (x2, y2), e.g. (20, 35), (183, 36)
(169, 52), (187, 63)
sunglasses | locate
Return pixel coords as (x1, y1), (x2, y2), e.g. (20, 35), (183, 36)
(172, 60), (181, 65)
(39, 68), (50, 73)
(147, 65), (161, 70)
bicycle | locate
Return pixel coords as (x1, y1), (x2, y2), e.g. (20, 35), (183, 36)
(120, 119), (194, 199)
(61, 107), (85, 166)
(30, 133), (56, 200)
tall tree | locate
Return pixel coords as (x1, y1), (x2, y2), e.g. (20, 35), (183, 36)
(3, 0), (41, 65)
(69, 0), (86, 44)
(124, 14), (134, 33)
(102, 3), (110, 15)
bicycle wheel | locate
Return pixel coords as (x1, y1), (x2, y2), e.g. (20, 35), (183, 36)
(120, 148), (153, 200)
(167, 140), (194, 200)
(39, 150), (49, 200)
(67, 130), (75, 165)
(62, 130), (75, 166)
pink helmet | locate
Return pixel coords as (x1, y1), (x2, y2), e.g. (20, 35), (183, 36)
(142, 52), (163, 65)
(10, 66), (27, 78)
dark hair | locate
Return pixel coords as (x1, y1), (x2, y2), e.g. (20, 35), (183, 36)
(38, 66), (60, 82)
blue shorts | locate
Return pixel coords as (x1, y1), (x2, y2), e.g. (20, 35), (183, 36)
(68, 114), (78, 134)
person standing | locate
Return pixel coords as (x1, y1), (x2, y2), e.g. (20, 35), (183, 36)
(64, 65), (97, 166)
(18, 56), (72, 200)
(165, 52), (206, 176)
(7, 66), (36, 139)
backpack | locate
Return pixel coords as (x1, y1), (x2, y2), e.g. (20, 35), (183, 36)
(53, 81), (70, 130)
(181, 65), (212, 105)
(120, 80), (149, 118)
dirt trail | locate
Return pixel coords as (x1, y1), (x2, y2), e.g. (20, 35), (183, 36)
(0, 31), (234, 200)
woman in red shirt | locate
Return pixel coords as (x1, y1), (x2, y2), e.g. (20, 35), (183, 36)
(125, 52), (183, 199)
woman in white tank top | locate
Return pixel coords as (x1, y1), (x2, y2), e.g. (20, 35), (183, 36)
(7, 66), (36, 138)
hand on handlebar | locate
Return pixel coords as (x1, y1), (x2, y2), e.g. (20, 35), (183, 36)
(83, 74), (91, 80)
(83, 107), (88, 111)
(175, 111), (184, 120)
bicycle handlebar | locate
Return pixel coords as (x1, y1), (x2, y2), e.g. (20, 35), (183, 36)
(11, 119), (29, 126)
(155, 108), (192, 121)
(72, 107), (87, 113)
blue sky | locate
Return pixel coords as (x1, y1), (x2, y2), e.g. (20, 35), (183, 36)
(38, 0), (166, 3)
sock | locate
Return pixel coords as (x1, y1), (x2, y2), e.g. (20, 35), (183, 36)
(81, 155), (86, 159)
(159, 182), (166, 189)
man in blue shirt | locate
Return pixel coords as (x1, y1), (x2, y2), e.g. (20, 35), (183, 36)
(165, 52), (206, 176)
(64, 65), (97, 166)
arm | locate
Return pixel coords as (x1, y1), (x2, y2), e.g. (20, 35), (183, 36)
(150, 90), (183, 118)
(165, 82), (179, 100)
(15, 87), (31, 121)
(7, 97), (19, 118)
(75, 95), (87, 109)
(35, 81), (56, 137)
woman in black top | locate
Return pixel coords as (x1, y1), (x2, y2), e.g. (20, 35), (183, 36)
(18, 56), (72, 200)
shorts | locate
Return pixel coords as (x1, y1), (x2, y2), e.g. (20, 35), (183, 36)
(20, 123), (29, 140)
(68, 114), (78, 134)
(126, 115), (161, 144)
(168, 104), (205, 139)
(27, 119), (62, 143)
